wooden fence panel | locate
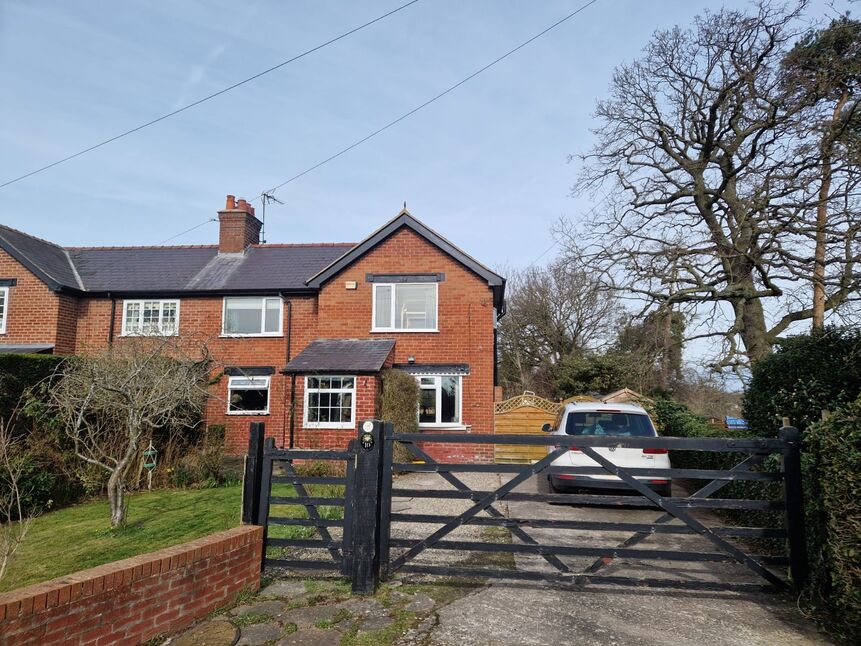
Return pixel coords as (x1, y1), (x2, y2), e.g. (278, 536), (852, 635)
(493, 393), (561, 463)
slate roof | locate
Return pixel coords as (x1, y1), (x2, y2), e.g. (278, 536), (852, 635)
(307, 210), (506, 310)
(0, 224), (353, 295)
(0, 211), (506, 308)
(282, 339), (396, 374)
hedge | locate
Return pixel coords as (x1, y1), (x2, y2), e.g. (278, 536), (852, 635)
(802, 398), (861, 643)
(0, 353), (66, 422)
(743, 327), (861, 436)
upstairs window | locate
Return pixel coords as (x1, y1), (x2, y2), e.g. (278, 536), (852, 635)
(373, 283), (437, 331)
(0, 287), (7, 334)
(228, 376), (270, 415)
(223, 297), (282, 336)
(304, 376), (356, 429)
(417, 375), (461, 427)
(122, 300), (179, 336)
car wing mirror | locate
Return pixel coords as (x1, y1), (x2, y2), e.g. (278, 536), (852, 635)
(541, 423), (553, 433)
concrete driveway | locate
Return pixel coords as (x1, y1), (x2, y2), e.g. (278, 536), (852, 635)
(389, 472), (830, 646)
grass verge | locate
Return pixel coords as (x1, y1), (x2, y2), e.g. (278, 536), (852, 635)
(0, 485), (242, 592)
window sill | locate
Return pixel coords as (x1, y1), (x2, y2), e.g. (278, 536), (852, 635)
(226, 411), (270, 416)
(304, 423), (355, 430)
(370, 329), (439, 334)
(220, 333), (283, 338)
(418, 424), (468, 431)
(119, 333), (179, 338)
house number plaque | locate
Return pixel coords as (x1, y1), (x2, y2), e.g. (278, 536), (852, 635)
(360, 431), (374, 450)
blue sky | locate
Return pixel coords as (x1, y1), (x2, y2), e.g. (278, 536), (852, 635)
(0, 0), (842, 272)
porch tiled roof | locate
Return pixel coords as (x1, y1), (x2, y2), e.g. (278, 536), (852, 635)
(282, 339), (395, 374)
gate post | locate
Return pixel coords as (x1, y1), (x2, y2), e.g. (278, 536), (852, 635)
(242, 422), (265, 524)
(350, 420), (385, 595)
(779, 425), (808, 590)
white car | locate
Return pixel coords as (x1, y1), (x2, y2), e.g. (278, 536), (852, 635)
(544, 402), (672, 497)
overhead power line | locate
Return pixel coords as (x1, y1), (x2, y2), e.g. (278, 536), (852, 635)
(256, 0), (602, 199)
(0, 0), (422, 191)
(157, 218), (217, 245)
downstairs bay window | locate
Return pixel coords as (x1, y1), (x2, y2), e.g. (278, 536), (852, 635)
(417, 375), (462, 427)
(304, 376), (356, 429)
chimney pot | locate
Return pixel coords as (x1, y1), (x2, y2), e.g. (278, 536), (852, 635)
(218, 193), (262, 253)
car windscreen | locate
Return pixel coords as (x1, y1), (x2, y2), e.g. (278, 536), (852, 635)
(564, 412), (656, 437)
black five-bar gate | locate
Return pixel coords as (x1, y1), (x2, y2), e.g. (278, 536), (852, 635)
(243, 420), (807, 595)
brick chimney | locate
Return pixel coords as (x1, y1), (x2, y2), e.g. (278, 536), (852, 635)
(218, 194), (262, 253)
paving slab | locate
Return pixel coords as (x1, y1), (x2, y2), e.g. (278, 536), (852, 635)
(276, 627), (339, 646)
(260, 581), (308, 599)
(282, 603), (346, 627)
(236, 622), (282, 646)
(403, 593), (435, 613)
(333, 597), (387, 618)
(358, 614), (395, 633)
(230, 600), (285, 617)
(171, 620), (238, 646)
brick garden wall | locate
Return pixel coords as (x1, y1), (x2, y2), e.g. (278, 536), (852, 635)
(0, 526), (262, 646)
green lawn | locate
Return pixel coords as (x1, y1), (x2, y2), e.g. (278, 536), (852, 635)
(1, 480), (348, 593)
(0, 485), (243, 592)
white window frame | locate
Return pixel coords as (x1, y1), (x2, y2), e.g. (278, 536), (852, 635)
(416, 374), (464, 428)
(371, 282), (438, 333)
(221, 296), (283, 337)
(0, 286), (8, 334)
(120, 299), (180, 336)
(303, 375), (357, 430)
(226, 375), (270, 415)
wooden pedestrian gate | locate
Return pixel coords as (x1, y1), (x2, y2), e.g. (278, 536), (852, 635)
(243, 420), (808, 595)
(242, 423), (358, 575)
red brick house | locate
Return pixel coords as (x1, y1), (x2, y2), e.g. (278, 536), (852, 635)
(0, 196), (505, 461)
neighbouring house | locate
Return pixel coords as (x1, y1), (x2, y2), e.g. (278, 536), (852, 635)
(0, 196), (505, 461)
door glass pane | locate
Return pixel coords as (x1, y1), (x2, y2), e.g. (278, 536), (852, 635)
(264, 298), (281, 333)
(375, 285), (392, 328)
(395, 284), (435, 329)
(224, 298), (262, 334)
(419, 388), (436, 424)
(441, 377), (459, 423)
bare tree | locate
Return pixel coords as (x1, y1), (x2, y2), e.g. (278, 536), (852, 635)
(498, 257), (622, 396)
(46, 338), (211, 528)
(0, 408), (36, 582)
(563, 2), (861, 370)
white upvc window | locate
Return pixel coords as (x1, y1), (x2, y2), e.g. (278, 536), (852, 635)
(372, 283), (438, 332)
(304, 376), (356, 429)
(121, 299), (179, 336)
(227, 376), (270, 415)
(222, 297), (282, 336)
(0, 287), (8, 334)
(416, 375), (462, 427)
